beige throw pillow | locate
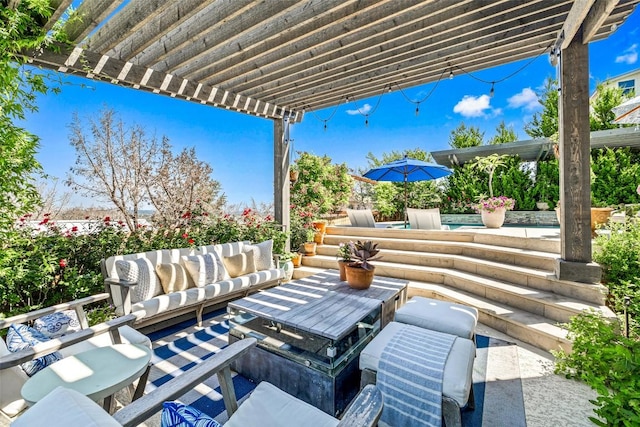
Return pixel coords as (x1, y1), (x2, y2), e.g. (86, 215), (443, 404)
(223, 251), (257, 278)
(156, 263), (194, 293)
(243, 239), (274, 271)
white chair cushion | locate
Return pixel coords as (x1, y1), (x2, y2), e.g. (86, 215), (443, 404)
(346, 209), (376, 228)
(407, 208), (442, 230)
(359, 321), (475, 407)
(115, 258), (163, 303)
(11, 386), (120, 427)
(395, 296), (478, 340)
(225, 382), (338, 427)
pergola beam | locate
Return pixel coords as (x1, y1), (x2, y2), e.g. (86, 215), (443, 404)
(558, 0), (595, 49)
(63, 0), (125, 43)
(28, 45), (301, 122)
(583, 0), (620, 42)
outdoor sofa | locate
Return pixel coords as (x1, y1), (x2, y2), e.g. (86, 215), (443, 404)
(0, 293), (151, 420)
(101, 240), (283, 328)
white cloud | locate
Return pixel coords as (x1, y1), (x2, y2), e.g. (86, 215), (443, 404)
(346, 103), (371, 115)
(615, 43), (638, 64)
(508, 87), (540, 111)
(453, 95), (496, 118)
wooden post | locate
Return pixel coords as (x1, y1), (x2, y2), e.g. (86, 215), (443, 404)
(555, 27), (601, 283)
(273, 117), (291, 251)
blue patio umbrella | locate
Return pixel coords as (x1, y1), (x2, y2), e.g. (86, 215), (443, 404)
(363, 156), (452, 228)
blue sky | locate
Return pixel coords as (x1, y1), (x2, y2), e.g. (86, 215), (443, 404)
(24, 8), (640, 208)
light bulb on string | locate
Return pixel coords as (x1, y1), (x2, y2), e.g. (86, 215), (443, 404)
(365, 117), (369, 127)
(489, 82), (495, 98)
(415, 104), (420, 116)
(323, 121), (328, 131)
(449, 70), (454, 80)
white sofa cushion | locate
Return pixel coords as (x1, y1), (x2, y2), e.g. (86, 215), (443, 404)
(182, 253), (224, 287)
(11, 386), (120, 427)
(243, 239), (274, 271)
(132, 286), (208, 318)
(225, 382), (338, 427)
(359, 321), (475, 407)
(115, 258), (163, 303)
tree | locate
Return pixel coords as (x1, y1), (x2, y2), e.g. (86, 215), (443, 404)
(0, 1), (61, 233)
(147, 143), (226, 226)
(67, 107), (225, 229)
(524, 77), (558, 138)
(448, 123), (484, 148)
(590, 83), (625, 131)
(67, 108), (157, 230)
(488, 121), (517, 145)
(470, 154), (508, 198)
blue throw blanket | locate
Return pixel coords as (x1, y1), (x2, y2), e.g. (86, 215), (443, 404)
(378, 324), (456, 427)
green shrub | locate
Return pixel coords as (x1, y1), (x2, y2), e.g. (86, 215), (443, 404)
(0, 210), (287, 317)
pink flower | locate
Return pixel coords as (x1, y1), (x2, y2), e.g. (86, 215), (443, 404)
(59, 259), (67, 268)
(188, 239), (195, 245)
(71, 226), (78, 232)
(182, 233), (189, 239)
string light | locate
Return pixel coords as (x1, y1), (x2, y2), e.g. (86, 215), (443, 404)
(489, 82), (495, 98)
(449, 70), (454, 80)
(397, 68), (447, 117)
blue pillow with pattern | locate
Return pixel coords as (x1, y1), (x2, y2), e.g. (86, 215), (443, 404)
(161, 402), (222, 427)
(6, 324), (63, 376)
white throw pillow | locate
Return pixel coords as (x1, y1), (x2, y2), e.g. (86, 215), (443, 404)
(243, 240), (274, 271)
(115, 258), (163, 303)
(182, 253), (224, 287)
(33, 310), (81, 338)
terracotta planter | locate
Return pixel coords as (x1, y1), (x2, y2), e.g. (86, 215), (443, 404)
(291, 253), (302, 268)
(345, 265), (375, 290)
(480, 207), (506, 228)
(313, 231), (325, 245)
(312, 220), (328, 234)
(289, 170), (299, 182)
(591, 207), (614, 237)
(303, 242), (317, 256)
(337, 260), (350, 281)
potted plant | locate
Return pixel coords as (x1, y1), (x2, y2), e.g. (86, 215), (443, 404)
(303, 228), (317, 256)
(291, 252), (303, 268)
(276, 252), (295, 281)
(471, 154), (515, 228)
(336, 242), (353, 281)
(345, 240), (381, 289)
(312, 219), (327, 244)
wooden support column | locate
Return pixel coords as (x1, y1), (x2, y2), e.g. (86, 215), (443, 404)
(555, 27), (601, 283)
(273, 117), (291, 251)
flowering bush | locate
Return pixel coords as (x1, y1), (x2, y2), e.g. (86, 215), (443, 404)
(473, 196), (515, 213)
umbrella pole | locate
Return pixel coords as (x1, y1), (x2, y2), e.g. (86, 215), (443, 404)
(404, 176), (408, 229)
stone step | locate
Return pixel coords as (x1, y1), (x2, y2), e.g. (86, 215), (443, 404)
(322, 234), (558, 270)
(314, 243), (607, 306)
(301, 254), (612, 324)
(326, 226), (561, 253)
(406, 282), (572, 354)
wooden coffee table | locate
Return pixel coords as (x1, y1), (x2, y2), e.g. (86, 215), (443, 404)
(21, 343), (152, 411)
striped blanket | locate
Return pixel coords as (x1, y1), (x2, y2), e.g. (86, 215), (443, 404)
(378, 324), (456, 427)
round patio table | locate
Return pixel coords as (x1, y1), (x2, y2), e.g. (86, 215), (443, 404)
(21, 343), (151, 409)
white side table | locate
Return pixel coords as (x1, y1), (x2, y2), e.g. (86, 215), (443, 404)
(22, 343), (152, 411)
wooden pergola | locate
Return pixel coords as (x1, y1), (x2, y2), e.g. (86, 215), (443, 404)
(23, 0), (640, 283)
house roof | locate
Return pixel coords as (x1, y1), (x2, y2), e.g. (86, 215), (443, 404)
(24, 0), (640, 122)
(430, 127), (640, 166)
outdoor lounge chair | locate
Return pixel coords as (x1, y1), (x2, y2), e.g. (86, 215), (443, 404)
(13, 338), (383, 427)
(406, 207), (450, 230)
(346, 208), (376, 227)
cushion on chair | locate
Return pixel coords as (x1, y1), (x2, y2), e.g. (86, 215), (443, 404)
(394, 296), (478, 340)
(115, 258), (163, 303)
(224, 382), (338, 427)
(156, 263), (195, 293)
(6, 324), (63, 377)
(346, 209), (376, 228)
(10, 386), (120, 427)
(161, 401), (222, 427)
(33, 310), (81, 338)
(359, 321), (475, 407)
(182, 253), (225, 286)
(243, 239), (274, 271)
(222, 251), (257, 278)
(407, 208), (443, 230)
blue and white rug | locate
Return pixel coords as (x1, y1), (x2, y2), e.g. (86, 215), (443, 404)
(143, 310), (526, 426)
